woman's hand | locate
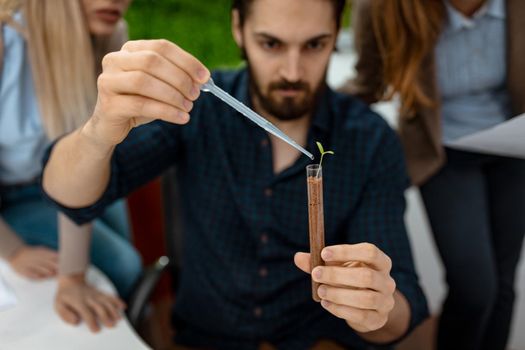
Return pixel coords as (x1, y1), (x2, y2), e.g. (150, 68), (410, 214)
(55, 273), (126, 333)
(8, 246), (58, 279)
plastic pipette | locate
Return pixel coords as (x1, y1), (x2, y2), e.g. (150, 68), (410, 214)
(200, 78), (315, 160)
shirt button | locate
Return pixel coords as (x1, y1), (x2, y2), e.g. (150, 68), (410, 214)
(260, 233), (268, 244)
(254, 307), (263, 318)
(264, 188), (273, 197)
(260, 139), (269, 147)
(259, 267), (268, 277)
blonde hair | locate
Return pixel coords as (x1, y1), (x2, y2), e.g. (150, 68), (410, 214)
(371, 0), (445, 117)
(22, 0), (97, 139)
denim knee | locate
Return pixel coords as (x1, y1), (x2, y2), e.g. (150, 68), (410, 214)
(102, 248), (143, 299)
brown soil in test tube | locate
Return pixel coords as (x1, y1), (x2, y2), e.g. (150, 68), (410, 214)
(307, 175), (325, 302)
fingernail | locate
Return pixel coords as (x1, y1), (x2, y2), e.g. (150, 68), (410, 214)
(321, 248), (332, 260)
(179, 111), (190, 123)
(197, 68), (208, 81)
(191, 84), (200, 98)
(313, 267), (322, 280)
(321, 300), (331, 308)
(183, 99), (193, 111)
(318, 285), (327, 298)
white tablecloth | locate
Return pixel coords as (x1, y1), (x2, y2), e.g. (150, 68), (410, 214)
(0, 260), (150, 350)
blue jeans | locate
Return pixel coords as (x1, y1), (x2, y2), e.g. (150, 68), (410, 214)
(0, 184), (142, 298)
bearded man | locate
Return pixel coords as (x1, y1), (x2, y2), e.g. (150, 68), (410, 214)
(42, 0), (428, 348)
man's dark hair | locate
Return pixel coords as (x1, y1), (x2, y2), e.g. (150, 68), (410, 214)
(232, 0), (346, 29)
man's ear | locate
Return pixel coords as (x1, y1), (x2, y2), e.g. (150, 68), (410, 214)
(231, 9), (243, 47)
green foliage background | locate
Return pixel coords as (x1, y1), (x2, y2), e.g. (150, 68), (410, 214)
(125, 0), (241, 69)
(125, 0), (351, 69)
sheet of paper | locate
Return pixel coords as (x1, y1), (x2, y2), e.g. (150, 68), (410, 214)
(0, 273), (17, 311)
(446, 113), (525, 159)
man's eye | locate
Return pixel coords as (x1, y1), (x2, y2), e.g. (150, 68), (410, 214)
(306, 41), (324, 51)
(262, 40), (280, 50)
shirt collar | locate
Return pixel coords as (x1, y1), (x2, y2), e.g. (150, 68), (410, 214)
(445, 0), (505, 31)
(487, 0), (506, 19)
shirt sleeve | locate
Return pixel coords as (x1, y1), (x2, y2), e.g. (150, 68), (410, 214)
(345, 122), (429, 340)
(41, 120), (183, 225)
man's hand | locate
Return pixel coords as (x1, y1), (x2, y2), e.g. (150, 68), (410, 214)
(55, 274), (126, 333)
(42, 39), (211, 207)
(86, 39), (211, 146)
(294, 243), (397, 333)
(8, 246), (58, 279)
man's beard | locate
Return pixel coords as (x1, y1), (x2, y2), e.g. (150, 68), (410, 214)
(247, 62), (326, 122)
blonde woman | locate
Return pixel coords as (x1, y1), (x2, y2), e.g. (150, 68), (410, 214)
(0, 0), (141, 332)
(344, 0), (525, 349)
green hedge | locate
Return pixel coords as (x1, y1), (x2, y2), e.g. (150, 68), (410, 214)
(125, 0), (242, 69)
(125, 0), (350, 70)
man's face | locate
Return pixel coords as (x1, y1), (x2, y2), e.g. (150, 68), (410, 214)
(233, 0), (338, 121)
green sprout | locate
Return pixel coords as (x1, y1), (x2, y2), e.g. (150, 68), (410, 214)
(316, 141), (334, 177)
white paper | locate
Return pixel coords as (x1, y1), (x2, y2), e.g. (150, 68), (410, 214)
(0, 273), (17, 311)
(446, 113), (525, 159)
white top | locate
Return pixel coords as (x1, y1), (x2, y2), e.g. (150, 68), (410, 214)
(436, 0), (512, 144)
(0, 13), (48, 184)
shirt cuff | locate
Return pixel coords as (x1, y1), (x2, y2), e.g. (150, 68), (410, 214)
(389, 272), (430, 343)
(41, 139), (120, 225)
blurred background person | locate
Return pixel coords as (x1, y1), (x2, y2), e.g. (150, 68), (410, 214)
(0, 0), (141, 332)
(342, 0), (525, 349)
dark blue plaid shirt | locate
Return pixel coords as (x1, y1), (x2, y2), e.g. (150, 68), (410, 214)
(44, 69), (428, 349)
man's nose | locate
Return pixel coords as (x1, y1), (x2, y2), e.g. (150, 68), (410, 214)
(279, 50), (303, 83)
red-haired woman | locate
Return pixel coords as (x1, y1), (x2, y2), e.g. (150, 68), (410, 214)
(343, 0), (525, 349)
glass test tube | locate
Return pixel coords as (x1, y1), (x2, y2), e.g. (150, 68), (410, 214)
(306, 164), (325, 302)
